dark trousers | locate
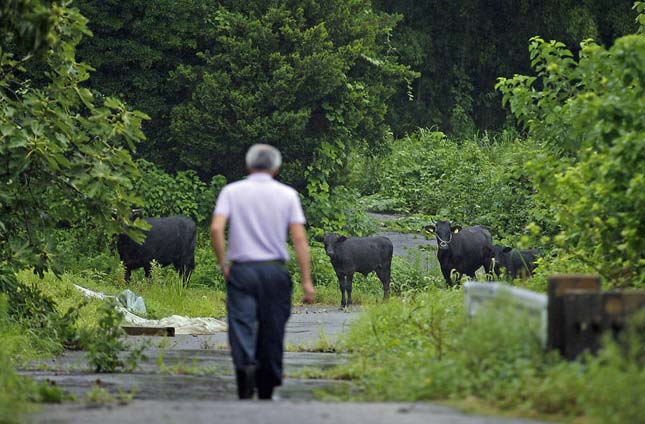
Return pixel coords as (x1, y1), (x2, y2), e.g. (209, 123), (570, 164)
(227, 262), (292, 397)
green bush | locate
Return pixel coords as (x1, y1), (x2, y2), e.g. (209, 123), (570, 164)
(305, 185), (378, 239)
(350, 129), (545, 242)
(135, 160), (226, 223)
(187, 231), (226, 289)
(85, 301), (146, 373)
(339, 289), (645, 420)
(583, 309), (645, 423)
(50, 227), (122, 274)
(497, 29), (645, 287)
(6, 281), (86, 353)
(0, 332), (31, 424)
(0, 294), (72, 422)
(390, 251), (444, 293)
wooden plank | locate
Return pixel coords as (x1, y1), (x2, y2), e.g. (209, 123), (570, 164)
(547, 274), (601, 355)
(560, 292), (604, 359)
(548, 276), (645, 360)
(122, 326), (175, 337)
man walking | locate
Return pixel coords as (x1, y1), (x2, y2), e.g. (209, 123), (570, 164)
(210, 144), (315, 400)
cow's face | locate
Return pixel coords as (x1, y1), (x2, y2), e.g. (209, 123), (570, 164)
(323, 233), (346, 258)
(434, 221), (460, 251)
(492, 245), (512, 275)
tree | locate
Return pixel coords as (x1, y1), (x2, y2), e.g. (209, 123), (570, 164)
(496, 3), (645, 287)
(375, 0), (637, 136)
(75, 0), (210, 166)
(168, 0), (417, 191)
(1, 0), (147, 290)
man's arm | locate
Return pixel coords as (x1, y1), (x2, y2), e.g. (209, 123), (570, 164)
(210, 214), (230, 279)
(289, 223), (314, 303)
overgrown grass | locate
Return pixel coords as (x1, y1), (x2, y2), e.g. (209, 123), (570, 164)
(350, 130), (546, 244)
(17, 266), (227, 327)
(0, 294), (75, 422)
(330, 288), (645, 422)
(0, 296), (34, 423)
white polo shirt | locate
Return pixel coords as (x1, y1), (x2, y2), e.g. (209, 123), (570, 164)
(214, 172), (306, 262)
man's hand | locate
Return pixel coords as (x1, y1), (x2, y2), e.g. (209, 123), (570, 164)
(301, 280), (315, 304)
(211, 214), (229, 280)
(221, 264), (231, 281)
(290, 223), (314, 304)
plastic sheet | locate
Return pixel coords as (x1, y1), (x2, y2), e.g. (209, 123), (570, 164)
(73, 284), (227, 335)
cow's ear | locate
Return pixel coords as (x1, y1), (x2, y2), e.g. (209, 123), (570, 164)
(131, 208), (144, 219)
(503, 246), (512, 253)
(337, 236), (347, 243)
(452, 225), (462, 233)
(424, 225), (435, 234)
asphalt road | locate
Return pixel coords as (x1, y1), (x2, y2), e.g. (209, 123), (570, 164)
(27, 305), (546, 424)
(35, 400), (545, 424)
(27, 218), (545, 424)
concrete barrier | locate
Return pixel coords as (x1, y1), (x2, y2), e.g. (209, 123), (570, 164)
(464, 282), (548, 346)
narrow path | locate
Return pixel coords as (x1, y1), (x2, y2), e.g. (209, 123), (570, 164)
(27, 305), (546, 424)
(368, 212), (437, 269)
(26, 215), (543, 423)
(36, 400), (544, 424)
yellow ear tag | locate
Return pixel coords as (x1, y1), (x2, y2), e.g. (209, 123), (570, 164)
(453, 228), (460, 234)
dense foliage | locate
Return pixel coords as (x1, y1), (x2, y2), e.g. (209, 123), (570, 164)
(351, 130), (543, 242)
(74, 0), (208, 164)
(497, 25), (645, 287)
(341, 292), (645, 422)
(77, 0), (417, 189)
(134, 160), (226, 223)
(1, 0), (146, 291)
(375, 0), (637, 136)
(76, 0), (638, 149)
(0, 2), (148, 419)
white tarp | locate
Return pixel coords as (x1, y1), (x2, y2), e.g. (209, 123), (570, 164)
(117, 289), (147, 316)
(73, 284), (227, 335)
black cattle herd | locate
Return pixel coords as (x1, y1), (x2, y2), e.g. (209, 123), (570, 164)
(116, 214), (540, 307)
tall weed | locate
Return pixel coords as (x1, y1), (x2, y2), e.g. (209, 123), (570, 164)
(349, 129), (545, 242)
(340, 291), (645, 421)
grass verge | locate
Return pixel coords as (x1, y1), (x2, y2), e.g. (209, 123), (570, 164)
(321, 287), (645, 423)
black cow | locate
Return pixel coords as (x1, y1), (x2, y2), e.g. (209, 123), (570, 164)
(493, 245), (541, 279)
(323, 234), (393, 308)
(117, 215), (197, 282)
(425, 221), (493, 287)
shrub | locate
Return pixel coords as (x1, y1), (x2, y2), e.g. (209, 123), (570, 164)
(338, 289), (645, 420)
(305, 185), (378, 240)
(350, 129), (545, 242)
(85, 301), (146, 373)
(135, 160), (226, 223)
(497, 30), (645, 287)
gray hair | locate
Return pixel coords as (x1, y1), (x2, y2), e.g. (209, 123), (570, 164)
(245, 144), (282, 172)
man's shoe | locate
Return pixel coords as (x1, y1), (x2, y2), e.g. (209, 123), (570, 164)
(257, 380), (274, 400)
(235, 365), (256, 399)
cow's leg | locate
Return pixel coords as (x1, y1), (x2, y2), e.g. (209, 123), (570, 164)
(337, 273), (347, 308)
(175, 259), (193, 285)
(346, 273), (354, 307)
(124, 266), (132, 282)
(483, 257), (493, 276)
(509, 265), (519, 280)
(144, 263), (152, 278)
(186, 256), (195, 278)
(440, 265), (453, 287)
(376, 267), (391, 300)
